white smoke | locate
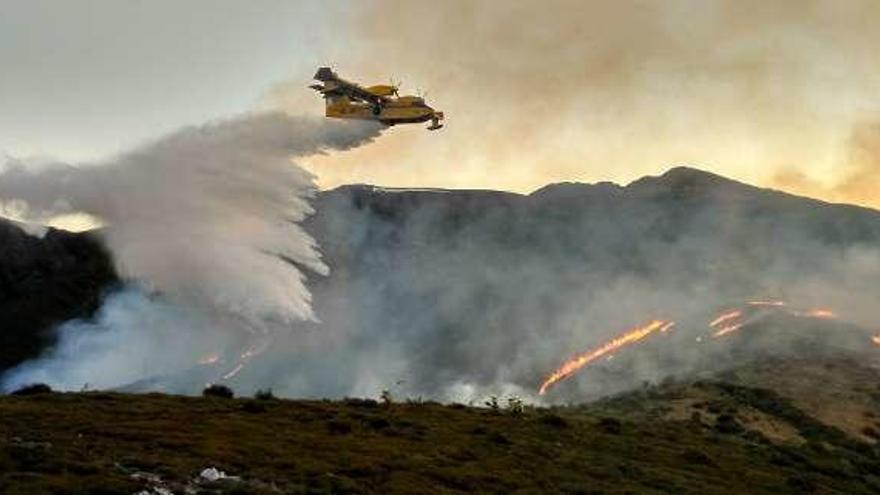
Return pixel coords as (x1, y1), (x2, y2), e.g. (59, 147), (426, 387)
(0, 112), (383, 391)
(3, 291), (220, 390)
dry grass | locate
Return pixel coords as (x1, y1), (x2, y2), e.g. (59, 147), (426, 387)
(1, 379), (879, 494)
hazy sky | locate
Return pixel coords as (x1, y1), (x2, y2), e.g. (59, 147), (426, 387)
(0, 0), (340, 159)
(3, 0), (880, 208)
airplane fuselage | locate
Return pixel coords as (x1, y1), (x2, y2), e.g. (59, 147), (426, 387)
(313, 67), (444, 130)
(326, 97), (438, 126)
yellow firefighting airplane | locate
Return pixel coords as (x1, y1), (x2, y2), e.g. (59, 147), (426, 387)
(310, 67), (444, 130)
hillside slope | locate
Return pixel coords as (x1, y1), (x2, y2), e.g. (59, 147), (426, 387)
(2, 167), (880, 400)
(295, 166), (880, 400)
(2, 356), (879, 494)
(0, 222), (116, 371)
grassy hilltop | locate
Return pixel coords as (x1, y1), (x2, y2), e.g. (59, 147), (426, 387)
(2, 357), (879, 494)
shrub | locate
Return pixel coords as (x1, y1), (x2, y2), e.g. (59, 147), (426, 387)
(10, 383), (52, 396)
(242, 401), (267, 414)
(327, 419), (353, 435)
(366, 416), (391, 430)
(487, 431), (510, 445)
(380, 389), (393, 406)
(506, 396), (524, 416)
(598, 417), (623, 434)
(539, 413), (569, 429)
(714, 413), (743, 435)
(255, 389), (275, 400)
(470, 425), (489, 435)
(786, 475), (817, 492)
(681, 448), (714, 466)
(484, 396), (500, 412)
(343, 397), (379, 408)
(203, 384), (234, 399)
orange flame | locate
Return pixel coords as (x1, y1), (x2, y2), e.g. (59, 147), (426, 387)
(872, 335), (880, 346)
(804, 308), (835, 319)
(659, 321), (676, 333)
(710, 310), (742, 328)
(538, 319), (672, 395)
(712, 323), (743, 338)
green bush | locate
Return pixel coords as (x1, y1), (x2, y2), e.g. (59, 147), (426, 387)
(10, 383), (52, 396)
(539, 414), (568, 429)
(598, 417), (623, 434)
(255, 389), (275, 400)
(506, 396), (524, 416)
(203, 384), (234, 399)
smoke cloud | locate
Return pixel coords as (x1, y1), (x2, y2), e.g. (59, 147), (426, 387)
(286, 0), (880, 209)
(0, 112), (383, 390)
(773, 121), (880, 208)
(283, 176), (880, 404)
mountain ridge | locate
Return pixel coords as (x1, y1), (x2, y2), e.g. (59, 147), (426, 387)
(2, 166), (880, 402)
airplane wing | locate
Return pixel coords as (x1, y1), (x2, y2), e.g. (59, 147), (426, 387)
(313, 67), (388, 107)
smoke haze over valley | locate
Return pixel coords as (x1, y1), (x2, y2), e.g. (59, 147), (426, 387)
(2, 165), (879, 403)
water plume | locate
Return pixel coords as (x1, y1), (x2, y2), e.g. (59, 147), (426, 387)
(0, 112), (383, 391)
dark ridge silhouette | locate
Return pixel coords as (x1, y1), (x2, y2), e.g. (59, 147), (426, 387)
(0, 222), (117, 371)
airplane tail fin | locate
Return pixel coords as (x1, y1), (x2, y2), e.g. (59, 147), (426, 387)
(314, 67), (336, 82)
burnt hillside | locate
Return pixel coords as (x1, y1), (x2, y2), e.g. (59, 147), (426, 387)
(0, 221), (116, 371)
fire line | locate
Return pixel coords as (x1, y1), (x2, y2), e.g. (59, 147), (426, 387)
(539, 319), (673, 395)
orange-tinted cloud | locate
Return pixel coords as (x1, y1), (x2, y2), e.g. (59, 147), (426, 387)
(773, 122), (880, 208)
(275, 1), (880, 208)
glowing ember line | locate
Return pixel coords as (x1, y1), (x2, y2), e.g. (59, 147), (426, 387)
(804, 308), (835, 319)
(218, 342), (266, 383)
(222, 364), (245, 380)
(747, 300), (786, 307)
(709, 310), (742, 328)
(713, 323), (743, 338)
(538, 319), (672, 395)
(241, 346), (258, 360)
(198, 353), (220, 365)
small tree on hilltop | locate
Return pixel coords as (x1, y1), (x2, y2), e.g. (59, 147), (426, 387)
(255, 388), (275, 400)
(507, 396), (524, 416)
(10, 383), (53, 396)
(203, 384), (234, 399)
